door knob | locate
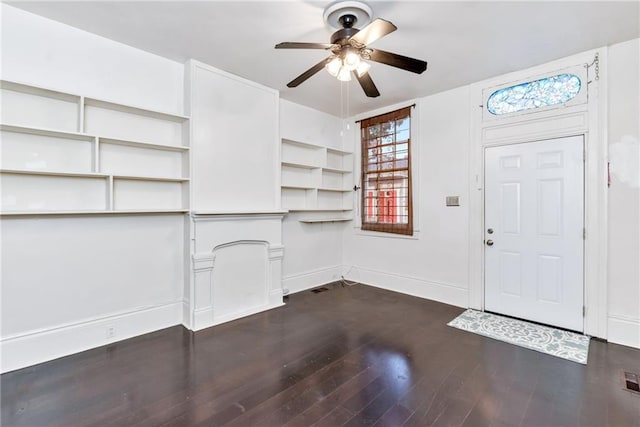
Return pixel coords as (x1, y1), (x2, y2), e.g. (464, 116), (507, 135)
(486, 239), (494, 246)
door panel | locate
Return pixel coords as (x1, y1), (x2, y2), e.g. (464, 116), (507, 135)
(484, 135), (584, 332)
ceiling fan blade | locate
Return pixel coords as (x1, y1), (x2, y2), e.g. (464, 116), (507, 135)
(354, 72), (380, 98)
(349, 18), (397, 47)
(287, 57), (331, 88)
(275, 42), (334, 50)
(369, 49), (428, 74)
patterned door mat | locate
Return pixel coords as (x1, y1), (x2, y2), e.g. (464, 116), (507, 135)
(448, 309), (590, 364)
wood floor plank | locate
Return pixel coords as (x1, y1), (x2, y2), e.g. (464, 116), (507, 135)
(2, 282), (639, 427)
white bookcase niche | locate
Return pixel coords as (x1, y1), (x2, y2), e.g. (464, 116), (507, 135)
(280, 138), (354, 222)
(0, 80), (190, 215)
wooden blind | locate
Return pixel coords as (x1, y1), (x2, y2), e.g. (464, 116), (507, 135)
(360, 106), (413, 235)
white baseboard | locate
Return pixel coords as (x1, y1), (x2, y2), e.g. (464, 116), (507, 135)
(0, 302), (183, 374)
(607, 315), (640, 349)
(346, 266), (469, 308)
(192, 301), (285, 331)
(283, 265), (345, 294)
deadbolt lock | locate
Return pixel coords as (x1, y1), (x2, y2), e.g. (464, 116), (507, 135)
(487, 228), (494, 234)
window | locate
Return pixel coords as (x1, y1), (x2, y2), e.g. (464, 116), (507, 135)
(487, 73), (582, 115)
(360, 106), (413, 235)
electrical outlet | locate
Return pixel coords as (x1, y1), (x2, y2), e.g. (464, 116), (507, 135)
(106, 326), (116, 339)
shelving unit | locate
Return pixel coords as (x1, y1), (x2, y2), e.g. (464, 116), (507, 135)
(280, 138), (354, 222)
(0, 79), (190, 215)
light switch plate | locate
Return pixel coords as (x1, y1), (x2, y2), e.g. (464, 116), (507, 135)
(446, 196), (460, 206)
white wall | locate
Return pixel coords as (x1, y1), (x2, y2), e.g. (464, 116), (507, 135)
(607, 38), (640, 348)
(341, 41), (639, 348)
(188, 61), (279, 212)
(280, 100), (348, 293)
(342, 88), (471, 307)
(0, 4), (184, 113)
(0, 5), (186, 372)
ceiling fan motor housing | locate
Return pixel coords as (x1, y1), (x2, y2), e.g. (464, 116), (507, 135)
(330, 22), (360, 45)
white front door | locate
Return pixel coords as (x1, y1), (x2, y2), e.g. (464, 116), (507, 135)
(484, 135), (584, 332)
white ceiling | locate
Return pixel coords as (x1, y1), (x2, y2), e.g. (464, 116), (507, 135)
(7, 1), (640, 116)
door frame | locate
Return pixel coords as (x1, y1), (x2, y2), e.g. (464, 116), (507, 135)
(468, 48), (608, 339)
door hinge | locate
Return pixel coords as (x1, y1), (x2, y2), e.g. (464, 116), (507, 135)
(583, 306), (586, 317)
(583, 228), (586, 240)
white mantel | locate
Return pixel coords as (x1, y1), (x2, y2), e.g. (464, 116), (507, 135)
(185, 211), (286, 331)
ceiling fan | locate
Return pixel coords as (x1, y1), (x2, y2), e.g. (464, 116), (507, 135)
(275, 1), (427, 98)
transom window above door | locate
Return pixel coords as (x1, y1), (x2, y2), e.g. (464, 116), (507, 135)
(487, 74), (582, 115)
(482, 66), (588, 121)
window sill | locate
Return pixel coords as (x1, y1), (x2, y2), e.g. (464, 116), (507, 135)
(353, 227), (420, 240)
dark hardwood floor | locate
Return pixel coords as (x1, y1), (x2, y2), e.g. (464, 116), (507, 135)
(2, 283), (639, 426)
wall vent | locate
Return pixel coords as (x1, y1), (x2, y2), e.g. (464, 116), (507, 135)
(623, 371), (640, 394)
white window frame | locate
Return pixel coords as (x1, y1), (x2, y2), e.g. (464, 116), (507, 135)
(351, 100), (421, 240)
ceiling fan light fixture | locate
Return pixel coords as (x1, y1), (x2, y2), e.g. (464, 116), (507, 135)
(343, 48), (361, 71)
(337, 67), (352, 82)
(356, 61), (371, 77)
(326, 57), (342, 77)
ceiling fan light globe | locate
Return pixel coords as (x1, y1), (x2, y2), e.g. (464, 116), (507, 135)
(325, 57), (342, 77)
(356, 61), (371, 77)
(343, 51), (361, 71)
(337, 67), (352, 81)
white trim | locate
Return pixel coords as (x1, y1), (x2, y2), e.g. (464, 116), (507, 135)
(482, 64), (588, 122)
(186, 60), (279, 97)
(607, 315), (640, 349)
(353, 229), (421, 240)
(346, 266), (468, 308)
(192, 299), (285, 331)
(468, 47), (608, 339)
(283, 264), (345, 294)
(0, 301), (183, 373)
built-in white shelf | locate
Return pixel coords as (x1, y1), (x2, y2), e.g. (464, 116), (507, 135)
(0, 209), (189, 217)
(280, 138), (354, 212)
(1, 81), (81, 132)
(191, 209), (288, 217)
(281, 161), (316, 170)
(111, 175), (190, 182)
(1, 79), (191, 215)
(98, 136), (189, 152)
(318, 187), (350, 192)
(282, 184), (316, 190)
(0, 168), (107, 178)
(0, 124), (91, 140)
(84, 97), (189, 122)
(299, 218), (353, 223)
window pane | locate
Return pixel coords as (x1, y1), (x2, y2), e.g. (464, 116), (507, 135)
(397, 129), (410, 142)
(487, 73), (581, 115)
(396, 118), (409, 131)
(381, 120), (395, 135)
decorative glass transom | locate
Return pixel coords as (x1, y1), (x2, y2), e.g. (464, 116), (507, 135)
(487, 74), (582, 115)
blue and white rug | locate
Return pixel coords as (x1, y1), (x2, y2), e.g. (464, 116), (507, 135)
(448, 309), (590, 364)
